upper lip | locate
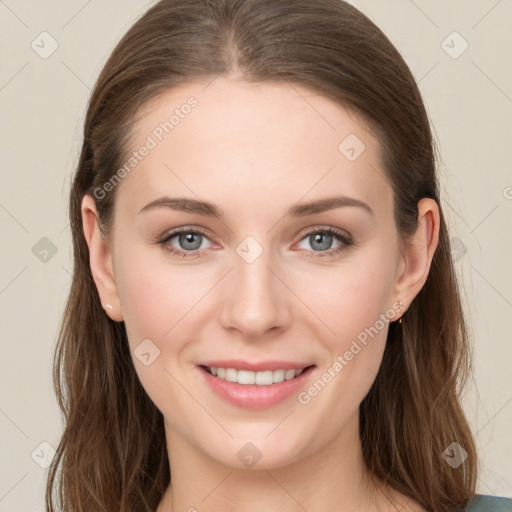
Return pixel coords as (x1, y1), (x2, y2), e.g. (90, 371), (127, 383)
(199, 360), (315, 372)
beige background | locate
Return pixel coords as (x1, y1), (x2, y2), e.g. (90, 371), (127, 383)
(0, 0), (511, 509)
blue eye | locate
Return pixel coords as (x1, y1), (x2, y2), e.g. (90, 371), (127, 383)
(158, 226), (353, 258)
(159, 228), (212, 258)
(296, 228), (353, 257)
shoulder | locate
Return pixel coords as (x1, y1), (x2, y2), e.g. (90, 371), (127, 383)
(465, 494), (512, 511)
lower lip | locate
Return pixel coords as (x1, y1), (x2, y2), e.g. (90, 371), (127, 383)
(197, 365), (316, 409)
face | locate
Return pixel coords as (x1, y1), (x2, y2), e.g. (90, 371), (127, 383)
(102, 78), (408, 470)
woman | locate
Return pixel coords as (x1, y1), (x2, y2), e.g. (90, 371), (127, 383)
(46, 1), (512, 511)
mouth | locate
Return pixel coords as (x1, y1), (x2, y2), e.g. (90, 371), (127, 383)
(197, 363), (317, 409)
(199, 365), (316, 386)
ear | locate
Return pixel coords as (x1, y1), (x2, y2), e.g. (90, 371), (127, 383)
(81, 194), (123, 322)
(392, 198), (440, 315)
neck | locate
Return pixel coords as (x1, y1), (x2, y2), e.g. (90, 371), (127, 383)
(156, 410), (397, 512)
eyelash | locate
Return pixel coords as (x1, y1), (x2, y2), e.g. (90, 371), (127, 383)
(158, 226), (354, 259)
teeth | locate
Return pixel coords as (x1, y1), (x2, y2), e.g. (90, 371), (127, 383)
(206, 366), (307, 385)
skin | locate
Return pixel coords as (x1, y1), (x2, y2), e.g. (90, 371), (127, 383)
(82, 77), (439, 512)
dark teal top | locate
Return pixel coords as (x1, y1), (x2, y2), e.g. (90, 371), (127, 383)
(466, 494), (512, 511)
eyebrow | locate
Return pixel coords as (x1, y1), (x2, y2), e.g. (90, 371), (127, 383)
(138, 195), (374, 218)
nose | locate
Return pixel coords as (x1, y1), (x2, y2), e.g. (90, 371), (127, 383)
(220, 246), (292, 340)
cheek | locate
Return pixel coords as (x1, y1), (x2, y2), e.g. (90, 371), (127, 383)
(293, 258), (395, 439)
(118, 259), (206, 340)
(298, 252), (397, 343)
(114, 240), (225, 361)
(114, 248), (216, 408)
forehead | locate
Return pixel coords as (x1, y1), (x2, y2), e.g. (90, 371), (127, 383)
(115, 78), (392, 219)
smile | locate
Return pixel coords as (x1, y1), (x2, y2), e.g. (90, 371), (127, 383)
(203, 366), (309, 385)
(197, 364), (317, 409)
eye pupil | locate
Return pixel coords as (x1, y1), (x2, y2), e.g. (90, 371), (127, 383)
(310, 232), (332, 251)
(179, 232), (202, 250)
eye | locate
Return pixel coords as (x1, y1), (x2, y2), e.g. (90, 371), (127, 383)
(159, 227), (213, 258)
(295, 227), (353, 257)
(158, 225), (353, 259)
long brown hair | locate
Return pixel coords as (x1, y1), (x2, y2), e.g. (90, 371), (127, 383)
(46, 0), (478, 510)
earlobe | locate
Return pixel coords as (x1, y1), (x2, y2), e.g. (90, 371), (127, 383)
(393, 198), (440, 311)
(81, 194), (123, 322)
